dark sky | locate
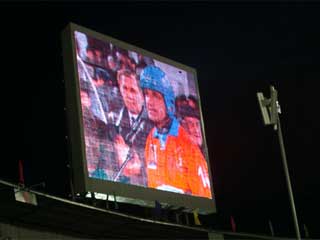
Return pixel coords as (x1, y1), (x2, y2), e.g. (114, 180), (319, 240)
(1, 2), (319, 238)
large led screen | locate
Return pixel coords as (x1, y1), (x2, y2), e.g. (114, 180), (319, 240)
(62, 23), (215, 212)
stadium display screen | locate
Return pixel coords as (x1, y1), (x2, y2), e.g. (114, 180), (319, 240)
(62, 23), (215, 212)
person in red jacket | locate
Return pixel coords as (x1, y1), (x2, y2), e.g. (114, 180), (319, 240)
(140, 65), (212, 198)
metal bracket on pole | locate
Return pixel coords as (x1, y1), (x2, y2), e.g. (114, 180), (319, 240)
(257, 86), (278, 129)
(257, 85), (301, 240)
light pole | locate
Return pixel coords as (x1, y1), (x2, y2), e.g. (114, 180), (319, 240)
(257, 86), (301, 240)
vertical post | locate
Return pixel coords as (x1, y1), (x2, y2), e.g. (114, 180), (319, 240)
(113, 192), (118, 210)
(91, 192), (97, 207)
(258, 86), (301, 240)
(276, 116), (301, 240)
(184, 212), (190, 225)
(175, 212), (180, 224)
(268, 220), (275, 237)
(106, 194), (109, 209)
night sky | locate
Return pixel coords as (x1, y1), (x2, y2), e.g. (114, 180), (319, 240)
(1, 2), (319, 238)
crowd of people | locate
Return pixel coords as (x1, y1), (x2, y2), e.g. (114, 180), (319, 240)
(75, 31), (212, 198)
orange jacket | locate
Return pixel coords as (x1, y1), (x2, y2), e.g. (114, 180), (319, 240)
(145, 124), (212, 198)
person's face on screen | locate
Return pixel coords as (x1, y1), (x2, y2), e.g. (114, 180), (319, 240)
(188, 98), (197, 109)
(86, 49), (95, 62)
(93, 77), (105, 87)
(108, 59), (116, 70)
(80, 91), (91, 109)
(182, 116), (203, 147)
(94, 49), (103, 65)
(119, 74), (143, 115)
(144, 89), (167, 123)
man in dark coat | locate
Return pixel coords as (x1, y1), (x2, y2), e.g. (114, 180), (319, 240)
(111, 69), (153, 186)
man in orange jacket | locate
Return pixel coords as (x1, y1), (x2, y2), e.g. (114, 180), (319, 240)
(140, 65), (212, 199)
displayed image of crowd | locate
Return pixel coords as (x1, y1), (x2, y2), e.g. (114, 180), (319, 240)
(74, 31), (212, 199)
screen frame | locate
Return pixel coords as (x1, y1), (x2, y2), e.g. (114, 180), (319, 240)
(61, 22), (216, 213)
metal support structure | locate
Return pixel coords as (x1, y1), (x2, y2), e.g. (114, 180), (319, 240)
(106, 194), (109, 209)
(257, 86), (301, 240)
(185, 212), (190, 225)
(276, 115), (301, 240)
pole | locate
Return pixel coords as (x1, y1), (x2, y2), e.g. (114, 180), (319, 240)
(276, 115), (301, 240)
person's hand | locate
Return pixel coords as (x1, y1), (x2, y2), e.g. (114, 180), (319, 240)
(114, 134), (129, 166)
(123, 151), (142, 176)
